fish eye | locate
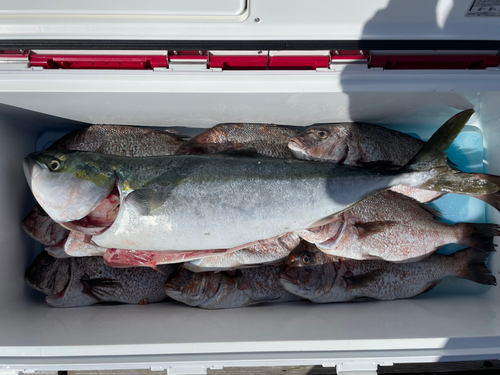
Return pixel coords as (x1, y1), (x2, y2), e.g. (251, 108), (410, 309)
(39, 256), (52, 266)
(301, 252), (314, 265)
(316, 130), (328, 139)
(48, 159), (61, 171)
(37, 206), (48, 216)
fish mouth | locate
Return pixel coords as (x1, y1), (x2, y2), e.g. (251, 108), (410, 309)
(46, 288), (67, 304)
(288, 138), (304, 152)
(45, 238), (70, 258)
(165, 281), (182, 291)
(23, 157), (43, 190)
(60, 220), (110, 235)
(279, 272), (300, 285)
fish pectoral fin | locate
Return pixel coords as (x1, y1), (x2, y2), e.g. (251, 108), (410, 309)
(126, 189), (163, 215)
(355, 221), (399, 238)
(81, 273), (122, 301)
(343, 269), (385, 290)
(417, 201), (443, 218)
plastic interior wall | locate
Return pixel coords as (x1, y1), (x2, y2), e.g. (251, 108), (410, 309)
(0, 67), (499, 374)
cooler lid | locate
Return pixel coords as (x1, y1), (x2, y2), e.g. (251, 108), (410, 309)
(0, 0), (247, 19)
(0, 0), (500, 50)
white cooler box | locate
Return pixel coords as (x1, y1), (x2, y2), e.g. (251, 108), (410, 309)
(1, 1), (500, 374)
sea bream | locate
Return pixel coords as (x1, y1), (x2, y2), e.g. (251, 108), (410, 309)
(22, 204), (69, 246)
(297, 190), (500, 262)
(23, 125), (190, 242)
(176, 123), (298, 159)
(23, 110), (499, 251)
(279, 242), (496, 303)
(48, 124), (189, 156)
(165, 265), (302, 309)
(185, 232), (301, 272)
(25, 251), (176, 307)
(289, 118), (500, 206)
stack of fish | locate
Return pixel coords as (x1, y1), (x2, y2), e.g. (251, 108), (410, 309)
(23, 110), (499, 309)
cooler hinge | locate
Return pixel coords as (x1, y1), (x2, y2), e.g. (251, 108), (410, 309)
(168, 50), (210, 71)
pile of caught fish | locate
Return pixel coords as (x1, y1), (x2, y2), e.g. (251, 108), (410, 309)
(24, 109), (499, 309)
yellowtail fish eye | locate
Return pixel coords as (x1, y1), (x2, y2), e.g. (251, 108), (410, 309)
(316, 130), (328, 139)
(48, 159), (61, 171)
(301, 252), (314, 265)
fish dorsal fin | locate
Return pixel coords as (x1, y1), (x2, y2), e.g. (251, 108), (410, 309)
(219, 147), (263, 158)
(403, 109), (473, 172)
(126, 189), (163, 215)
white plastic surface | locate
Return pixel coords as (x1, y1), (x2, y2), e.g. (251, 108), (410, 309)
(0, 68), (500, 372)
(0, 0), (500, 42)
(0, 0), (247, 22)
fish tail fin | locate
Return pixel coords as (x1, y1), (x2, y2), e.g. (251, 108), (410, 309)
(453, 248), (497, 286)
(400, 109), (499, 196)
(457, 223), (500, 251)
(472, 173), (500, 212)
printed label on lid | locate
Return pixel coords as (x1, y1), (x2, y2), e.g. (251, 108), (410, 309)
(466, 0), (500, 16)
